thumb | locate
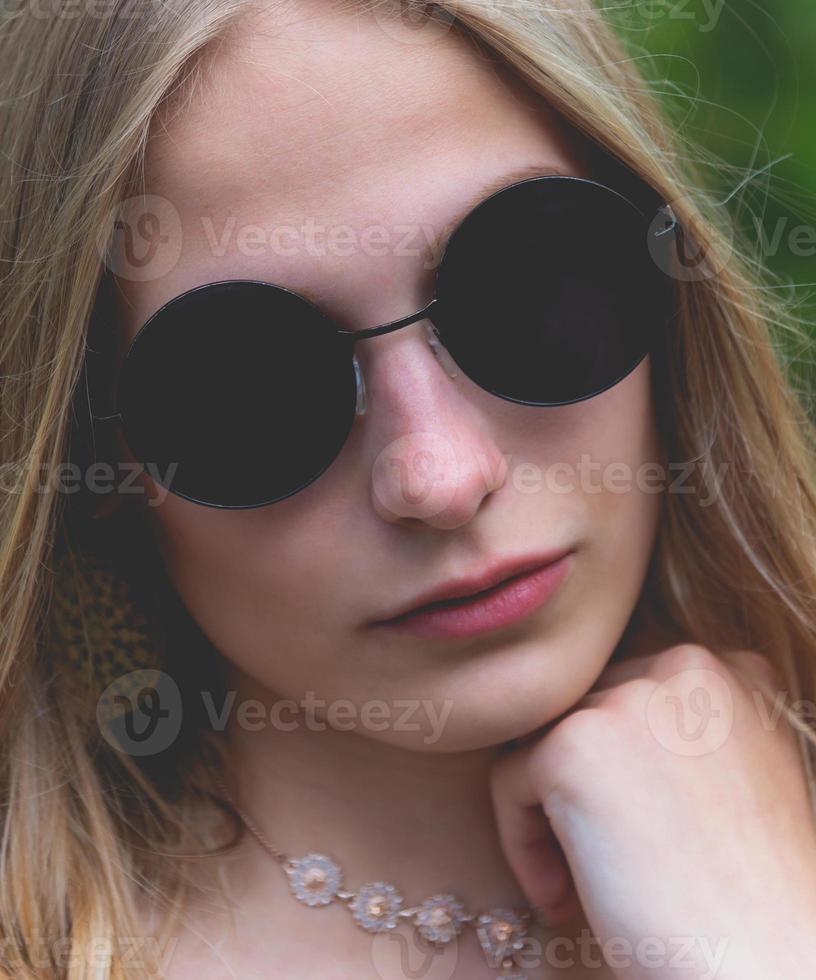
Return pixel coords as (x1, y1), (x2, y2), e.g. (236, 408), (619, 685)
(489, 739), (583, 927)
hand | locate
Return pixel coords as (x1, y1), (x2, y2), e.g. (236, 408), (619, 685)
(490, 644), (816, 978)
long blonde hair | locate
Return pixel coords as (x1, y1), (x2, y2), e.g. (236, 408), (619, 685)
(1, 0), (814, 976)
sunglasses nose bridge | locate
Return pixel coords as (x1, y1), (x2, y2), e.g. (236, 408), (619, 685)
(350, 301), (457, 418)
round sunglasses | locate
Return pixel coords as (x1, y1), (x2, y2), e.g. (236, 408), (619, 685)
(92, 174), (678, 509)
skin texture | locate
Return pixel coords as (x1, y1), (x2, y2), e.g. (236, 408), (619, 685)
(102, 1), (705, 975)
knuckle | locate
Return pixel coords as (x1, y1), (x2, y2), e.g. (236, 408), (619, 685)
(532, 706), (635, 814)
(602, 676), (658, 708)
(539, 706), (614, 764)
(553, 704), (606, 738)
(657, 642), (719, 676)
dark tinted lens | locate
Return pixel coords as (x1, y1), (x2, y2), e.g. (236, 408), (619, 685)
(432, 176), (671, 405)
(117, 281), (357, 508)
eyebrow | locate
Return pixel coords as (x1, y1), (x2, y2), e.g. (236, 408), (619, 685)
(417, 162), (570, 269)
(456, 162), (569, 226)
(269, 162), (572, 315)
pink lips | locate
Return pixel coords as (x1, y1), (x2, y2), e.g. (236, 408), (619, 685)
(372, 549), (574, 640)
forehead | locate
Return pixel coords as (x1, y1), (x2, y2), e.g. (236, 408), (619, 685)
(111, 0), (592, 343)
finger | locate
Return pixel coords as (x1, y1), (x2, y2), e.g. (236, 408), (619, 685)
(489, 741), (582, 925)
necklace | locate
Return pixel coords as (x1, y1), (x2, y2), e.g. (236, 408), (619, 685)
(214, 777), (543, 979)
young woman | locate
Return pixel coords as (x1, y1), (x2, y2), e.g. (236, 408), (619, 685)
(1, 0), (815, 977)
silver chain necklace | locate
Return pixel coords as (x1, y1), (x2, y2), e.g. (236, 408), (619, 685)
(214, 777), (543, 979)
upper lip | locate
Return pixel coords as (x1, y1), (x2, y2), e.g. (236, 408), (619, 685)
(373, 547), (574, 624)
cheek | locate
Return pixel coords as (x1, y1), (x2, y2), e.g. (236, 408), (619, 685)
(493, 357), (662, 607)
(554, 357), (663, 589)
(140, 488), (358, 669)
(540, 355), (661, 503)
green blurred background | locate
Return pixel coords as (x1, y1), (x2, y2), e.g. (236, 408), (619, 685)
(605, 0), (816, 396)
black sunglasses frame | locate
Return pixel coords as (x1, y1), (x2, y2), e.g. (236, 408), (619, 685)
(90, 173), (679, 509)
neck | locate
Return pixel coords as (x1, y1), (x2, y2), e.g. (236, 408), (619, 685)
(220, 665), (527, 911)
(214, 597), (682, 914)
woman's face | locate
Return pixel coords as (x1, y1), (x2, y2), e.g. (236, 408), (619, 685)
(110, 0), (663, 752)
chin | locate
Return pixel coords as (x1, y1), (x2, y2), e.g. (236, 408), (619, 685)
(359, 649), (601, 754)
(355, 701), (555, 754)
(362, 620), (624, 753)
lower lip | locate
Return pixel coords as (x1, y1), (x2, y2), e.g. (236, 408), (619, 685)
(375, 552), (574, 640)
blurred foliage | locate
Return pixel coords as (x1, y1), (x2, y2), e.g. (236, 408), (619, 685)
(604, 0), (816, 395)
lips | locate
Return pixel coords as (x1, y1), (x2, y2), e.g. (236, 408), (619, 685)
(373, 547), (574, 626)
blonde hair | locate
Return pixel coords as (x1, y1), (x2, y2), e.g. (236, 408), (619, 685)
(0, 0), (814, 976)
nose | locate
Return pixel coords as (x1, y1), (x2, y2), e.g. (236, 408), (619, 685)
(364, 324), (508, 530)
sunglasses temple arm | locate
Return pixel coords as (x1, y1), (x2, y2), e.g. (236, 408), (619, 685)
(91, 412), (123, 427)
(654, 203), (679, 237)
